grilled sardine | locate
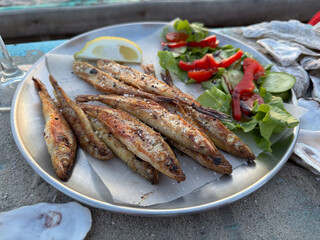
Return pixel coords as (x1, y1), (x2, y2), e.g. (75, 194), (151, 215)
(80, 104), (186, 182)
(73, 61), (158, 99)
(169, 140), (232, 175)
(33, 77), (77, 180)
(86, 113), (159, 184)
(48, 74), (113, 161)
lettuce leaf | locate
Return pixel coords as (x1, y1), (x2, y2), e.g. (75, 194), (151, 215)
(196, 86), (231, 114)
(158, 51), (188, 81)
(197, 84), (299, 152)
(173, 19), (208, 42)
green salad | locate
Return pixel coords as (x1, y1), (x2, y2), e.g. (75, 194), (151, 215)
(158, 19), (299, 152)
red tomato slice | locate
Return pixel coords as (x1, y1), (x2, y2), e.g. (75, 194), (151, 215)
(165, 32), (189, 42)
(161, 41), (188, 48)
(188, 35), (217, 48)
(188, 69), (215, 83)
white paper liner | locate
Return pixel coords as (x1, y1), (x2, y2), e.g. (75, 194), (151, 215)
(44, 25), (306, 206)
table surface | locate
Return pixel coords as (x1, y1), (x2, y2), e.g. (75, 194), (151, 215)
(1, 29), (320, 240)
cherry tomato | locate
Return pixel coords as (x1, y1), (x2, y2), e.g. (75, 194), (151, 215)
(165, 32), (189, 42)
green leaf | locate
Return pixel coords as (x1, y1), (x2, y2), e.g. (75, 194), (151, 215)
(196, 86), (231, 114)
(173, 19), (208, 42)
(161, 26), (170, 39)
(158, 51), (188, 81)
(253, 129), (272, 152)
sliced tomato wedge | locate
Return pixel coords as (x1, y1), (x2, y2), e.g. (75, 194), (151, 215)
(165, 32), (189, 42)
(219, 49), (243, 68)
(188, 35), (218, 48)
(179, 54), (219, 71)
(232, 58), (265, 120)
(161, 41), (187, 48)
(188, 69), (215, 83)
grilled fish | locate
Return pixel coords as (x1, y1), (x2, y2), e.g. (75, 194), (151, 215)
(97, 60), (229, 120)
(76, 94), (221, 157)
(33, 77), (77, 180)
(80, 104), (186, 182)
(182, 105), (255, 160)
(169, 140), (232, 175)
(73, 61), (160, 99)
(48, 74), (113, 161)
(86, 113), (159, 184)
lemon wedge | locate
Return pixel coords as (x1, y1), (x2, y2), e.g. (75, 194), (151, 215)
(74, 36), (142, 63)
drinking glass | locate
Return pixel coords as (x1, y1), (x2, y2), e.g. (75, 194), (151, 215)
(0, 35), (26, 110)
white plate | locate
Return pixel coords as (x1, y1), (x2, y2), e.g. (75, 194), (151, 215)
(11, 22), (299, 216)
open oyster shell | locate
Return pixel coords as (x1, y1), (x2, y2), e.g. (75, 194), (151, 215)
(242, 20), (320, 51)
(291, 98), (320, 175)
(309, 70), (320, 100)
(257, 38), (301, 66)
(0, 202), (92, 240)
(300, 56), (320, 70)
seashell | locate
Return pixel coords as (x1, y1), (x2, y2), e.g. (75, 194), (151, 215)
(283, 42), (320, 57)
(257, 38), (301, 66)
(291, 99), (320, 175)
(300, 56), (320, 70)
(291, 130), (320, 175)
(0, 202), (92, 240)
(297, 98), (320, 131)
(242, 20), (320, 51)
(314, 22), (320, 33)
(275, 63), (310, 98)
(309, 70), (320, 100)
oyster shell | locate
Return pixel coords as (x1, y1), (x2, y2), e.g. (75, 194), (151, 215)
(242, 20), (320, 51)
(257, 38), (300, 66)
(275, 63), (310, 98)
(297, 98), (320, 131)
(292, 130), (320, 175)
(0, 202), (92, 240)
(300, 56), (320, 70)
(309, 70), (320, 100)
(291, 98), (320, 175)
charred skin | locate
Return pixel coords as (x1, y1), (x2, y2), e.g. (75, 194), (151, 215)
(80, 104), (186, 182)
(97, 60), (196, 104)
(76, 94), (220, 157)
(169, 140), (232, 175)
(182, 105), (256, 161)
(33, 77), (77, 180)
(86, 114), (159, 184)
(97, 60), (229, 120)
(48, 74), (113, 161)
(72, 61), (157, 98)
